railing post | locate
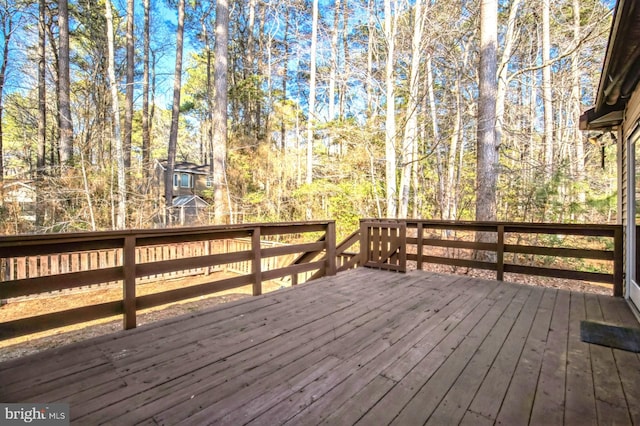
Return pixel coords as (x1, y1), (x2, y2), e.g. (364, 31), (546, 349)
(359, 220), (369, 267)
(325, 221), (337, 276)
(123, 235), (136, 330)
(252, 227), (262, 296)
(496, 225), (504, 281)
(399, 221), (407, 272)
(417, 222), (424, 270)
(614, 225), (624, 297)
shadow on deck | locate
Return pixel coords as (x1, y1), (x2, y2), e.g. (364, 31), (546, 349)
(1, 268), (639, 425)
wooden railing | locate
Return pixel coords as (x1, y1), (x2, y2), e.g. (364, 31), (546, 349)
(0, 221), (336, 340)
(360, 219), (624, 296)
(2, 218), (621, 341)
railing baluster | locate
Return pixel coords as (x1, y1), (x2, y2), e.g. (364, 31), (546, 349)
(123, 235), (136, 330)
(325, 222), (337, 276)
(497, 224), (504, 281)
(417, 222), (424, 270)
(252, 227), (262, 296)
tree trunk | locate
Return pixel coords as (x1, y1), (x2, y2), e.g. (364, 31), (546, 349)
(426, 56), (445, 218)
(340, 0), (349, 123)
(329, 0), (341, 123)
(542, 0), (553, 178)
(572, 0), (586, 208)
(476, 0), (498, 224)
(280, 7), (290, 152)
(366, 0), (374, 118)
(37, 0), (46, 226)
(201, 18), (213, 173)
(124, 0), (134, 171)
(213, 0), (229, 223)
(142, 0), (150, 182)
(58, 0), (73, 168)
(443, 78), (461, 221)
(306, 0), (319, 186)
(495, 0), (523, 150)
(398, 0), (423, 218)
(0, 10), (12, 189)
(247, 0), (257, 138)
(165, 0), (185, 220)
(384, 0), (397, 218)
(105, 0), (126, 229)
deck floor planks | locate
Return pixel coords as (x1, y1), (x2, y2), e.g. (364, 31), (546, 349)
(70, 295), (359, 420)
(426, 285), (539, 425)
(242, 279), (476, 425)
(1, 268), (639, 425)
(461, 284), (545, 423)
(284, 277), (491, 426)
(256, 276), (491, 426)
(389, 284), (526, 425)
(529, 289), (571, 424)
(30, 293), (349, 405)
(356, 281), (518, 425)
(84, 270), (432, 423)
(493, 287), (558, 425)
(597, 294), (640, 425)
(153, 274), (451, 425)
(318, 374), (397, 425)
(585, 293), (633, 425)
(563, 291), (598, 425)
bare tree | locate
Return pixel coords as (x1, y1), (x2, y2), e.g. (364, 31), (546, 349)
(124, 0), (134, 170)
(542, 0), (553, 177)
(329, 0), (341, 123)
(306, 0), (318, 189)
(306, 0), (319, 187)
(398, 0), (424, 218)
(384, 0), (397, 218)
(105, 0), (126, 229)
(572, 0), (586, 208)
(58, 0), (73, 167)
(213, 0), (229, 223)
(476, 0), (498, 223)
(0, 0), (19, 185)
(142, 0), (150, 181)
(36, 0), (46, 226)
(165, 0), (186, 218)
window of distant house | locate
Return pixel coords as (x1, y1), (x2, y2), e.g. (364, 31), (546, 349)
(173, 173), (193, 188)
(181, 173), (192, 188)
(206, 176), (213, 187)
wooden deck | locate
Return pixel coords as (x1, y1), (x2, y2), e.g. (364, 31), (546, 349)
(1, 268), (639, 425)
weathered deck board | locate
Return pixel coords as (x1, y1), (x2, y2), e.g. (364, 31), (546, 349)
(462, 284), (545, 423)
(1, 268), (639, 425)
(585, 293), (633, 425)
(564, 291), (598, 425)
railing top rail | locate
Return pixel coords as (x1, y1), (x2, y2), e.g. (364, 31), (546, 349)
(0, 220), (336, 245)
(361, 219), (621, 234)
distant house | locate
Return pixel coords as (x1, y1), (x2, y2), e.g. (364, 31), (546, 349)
(153, 160), (212, 225)
(2, 180), (36, 222)
(153, 160), (212, 199)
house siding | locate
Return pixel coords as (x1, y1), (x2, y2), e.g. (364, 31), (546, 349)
(620, 83), (640, 297)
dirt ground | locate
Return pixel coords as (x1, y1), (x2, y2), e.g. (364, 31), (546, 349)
(0, 267), (611, 363)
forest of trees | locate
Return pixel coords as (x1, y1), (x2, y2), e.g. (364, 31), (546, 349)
(0, 0), (617, 236)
